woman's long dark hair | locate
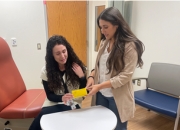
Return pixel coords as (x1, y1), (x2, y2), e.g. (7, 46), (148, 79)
(45, 35), (86, 92)
(97, 7), (145, 73)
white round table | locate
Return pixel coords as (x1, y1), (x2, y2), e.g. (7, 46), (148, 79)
(40, 105), (117, 130)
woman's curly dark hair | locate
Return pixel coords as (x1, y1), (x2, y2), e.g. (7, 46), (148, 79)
(45, 35), (86, 92)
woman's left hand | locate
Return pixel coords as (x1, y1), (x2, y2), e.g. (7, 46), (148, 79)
(72, 62), (84, 78)
(87, 84), (100, 96)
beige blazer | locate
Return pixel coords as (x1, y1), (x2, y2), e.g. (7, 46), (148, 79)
(93, 40), (137, 122)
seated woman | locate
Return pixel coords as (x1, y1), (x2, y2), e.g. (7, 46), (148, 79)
(29, 35), (87, 130)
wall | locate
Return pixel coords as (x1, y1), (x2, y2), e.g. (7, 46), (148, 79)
(131, 1), (180, 90)
(0, 1), (47, 89)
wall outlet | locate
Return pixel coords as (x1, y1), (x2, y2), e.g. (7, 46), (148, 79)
(137, 79), (141, 86)
(11, 37), (17, 46)
(37, 43), (41, 50)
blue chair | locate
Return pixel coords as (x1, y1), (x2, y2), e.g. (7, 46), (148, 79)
(133, 63), (180, 130)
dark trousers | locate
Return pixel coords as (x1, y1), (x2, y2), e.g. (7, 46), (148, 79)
(29, 104), (80, 130)
(96, 92), (127, 130)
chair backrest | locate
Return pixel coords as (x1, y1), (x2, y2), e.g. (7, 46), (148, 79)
(0, 37), (26, 112)
(148, 62), (180, 97)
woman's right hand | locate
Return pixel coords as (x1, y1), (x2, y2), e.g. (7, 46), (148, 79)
(86, 77), (94, 91)
(62, 93), (73, 105)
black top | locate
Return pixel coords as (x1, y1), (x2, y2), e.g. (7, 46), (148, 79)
(42, 70), (87, 102)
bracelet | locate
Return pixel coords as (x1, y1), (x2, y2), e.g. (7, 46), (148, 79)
(87, 76), (94, 79)
(91, 69), (95, 72)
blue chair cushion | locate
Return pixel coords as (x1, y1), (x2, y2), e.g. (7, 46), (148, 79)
(134, 89), (179, 118)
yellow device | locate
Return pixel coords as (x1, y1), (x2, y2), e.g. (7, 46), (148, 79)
(72, 88), (87, 98)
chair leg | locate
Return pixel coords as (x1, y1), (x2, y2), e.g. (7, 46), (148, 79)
(174, 116), (179, 130)
(4, 121), (9, 125)
(174, 99), (180, 130)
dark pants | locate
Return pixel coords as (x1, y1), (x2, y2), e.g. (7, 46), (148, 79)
(96, 92), (127, 130)
(29, 104), (80, 130)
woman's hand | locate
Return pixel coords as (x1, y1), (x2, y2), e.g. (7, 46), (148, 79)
(87, 81), (111, 96)
(86, 77), (94, 91)
(87, 84), (100, 96)
(72, 62), (84, 78)
(62, 93), (73, 105)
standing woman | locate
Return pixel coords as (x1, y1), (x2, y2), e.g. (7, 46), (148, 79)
(86, 7), (144, 130)
(29, 35), (87, 130)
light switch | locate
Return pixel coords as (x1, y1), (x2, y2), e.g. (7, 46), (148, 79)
(37, 43), (41, 50)
(11, 38), (17, 46)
